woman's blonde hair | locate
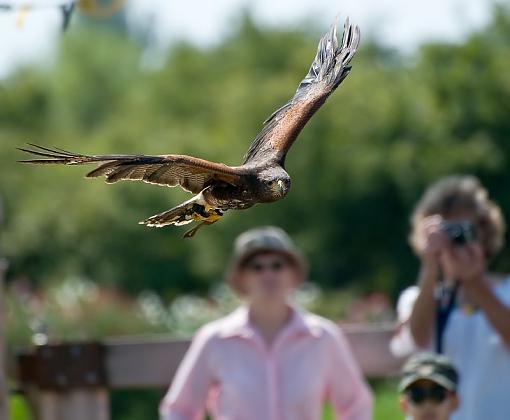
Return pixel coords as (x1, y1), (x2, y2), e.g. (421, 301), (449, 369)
(409, 175), (505, 259)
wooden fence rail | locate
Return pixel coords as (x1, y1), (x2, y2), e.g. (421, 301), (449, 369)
(14, 323), (403, 420)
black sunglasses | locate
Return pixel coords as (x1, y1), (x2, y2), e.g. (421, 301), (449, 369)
(406, 384), (449, 405)
(245, 258), (289, 273)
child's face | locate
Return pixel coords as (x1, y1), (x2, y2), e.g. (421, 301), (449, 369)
(400, 379), (459, 420)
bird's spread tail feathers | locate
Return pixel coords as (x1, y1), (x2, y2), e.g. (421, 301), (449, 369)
(139, 193), (223, 238)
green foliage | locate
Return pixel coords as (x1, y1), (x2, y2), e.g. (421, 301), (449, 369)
(3, 7), (510, 302)
(6, 277), (171, 345)
(7, 277), (364, 346)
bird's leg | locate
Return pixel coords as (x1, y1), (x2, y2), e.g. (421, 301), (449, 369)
(182, 208), (223, 238)
(183, 219), (219, 239)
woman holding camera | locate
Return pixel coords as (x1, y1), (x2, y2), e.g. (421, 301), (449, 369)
(392, 175), (510, 420)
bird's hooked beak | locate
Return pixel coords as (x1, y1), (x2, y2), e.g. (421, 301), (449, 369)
(275, 179), (290, 197)
(277, 179), (285, 194)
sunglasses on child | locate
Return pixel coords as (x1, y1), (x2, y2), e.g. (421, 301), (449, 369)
(405, 384), (449, 405)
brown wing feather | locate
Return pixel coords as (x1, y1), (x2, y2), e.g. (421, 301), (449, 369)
(18, 144), (243, 194)
(243, 18), (360, 165)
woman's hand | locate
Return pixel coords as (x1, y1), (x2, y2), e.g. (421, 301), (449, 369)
(415, 215), (449, 264)
(442, 241), (486, 286)
(442, 242), (510, 348)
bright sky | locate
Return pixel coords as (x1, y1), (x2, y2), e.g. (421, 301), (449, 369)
(0, 0), (500, 78)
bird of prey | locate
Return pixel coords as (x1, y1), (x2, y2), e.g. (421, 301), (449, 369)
(19, 18), (360, 238)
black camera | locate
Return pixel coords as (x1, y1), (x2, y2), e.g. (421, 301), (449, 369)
(441, 221), (476, 245)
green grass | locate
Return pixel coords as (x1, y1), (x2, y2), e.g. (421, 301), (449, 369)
(10, 394), (32, 420)
(371, 379), (403, 420)
(323, 379), (402, 420)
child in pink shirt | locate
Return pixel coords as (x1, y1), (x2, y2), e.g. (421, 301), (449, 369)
(160, 226), (373, 420)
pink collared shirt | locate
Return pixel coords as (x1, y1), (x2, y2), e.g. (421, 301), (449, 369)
(160, 306), (373, 420)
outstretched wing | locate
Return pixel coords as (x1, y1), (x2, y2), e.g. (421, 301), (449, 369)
(18, 144), (243, 194)
(243, 18), (360, 165)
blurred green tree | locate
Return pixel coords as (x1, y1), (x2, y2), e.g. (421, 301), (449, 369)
(1, 6), (510, 302)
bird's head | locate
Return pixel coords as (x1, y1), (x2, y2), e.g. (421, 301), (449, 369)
(269, 178), (291, 198)
(259, 168), (291, 202)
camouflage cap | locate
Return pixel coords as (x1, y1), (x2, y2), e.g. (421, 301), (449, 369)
(399, 353), (459, 392)
(226, 226), (308, 295)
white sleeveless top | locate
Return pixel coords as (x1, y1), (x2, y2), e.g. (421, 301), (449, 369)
(393, 277), (510, 420)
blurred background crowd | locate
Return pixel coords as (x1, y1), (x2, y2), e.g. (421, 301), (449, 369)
(2, 0), (510, 418)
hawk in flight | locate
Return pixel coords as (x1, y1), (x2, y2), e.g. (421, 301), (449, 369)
(20, 18), (360, 238)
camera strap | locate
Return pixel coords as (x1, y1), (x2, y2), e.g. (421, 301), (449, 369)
(435, 281), (459, 354)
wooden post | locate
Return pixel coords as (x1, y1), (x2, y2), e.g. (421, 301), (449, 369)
(30, 389), (109, 420)
(20, 343), (109, 420)
(0, 260), (8, 420)
(0, 195), (8, 420)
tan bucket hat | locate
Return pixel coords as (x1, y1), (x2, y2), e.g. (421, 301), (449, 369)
(226, 226), (308, 295)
